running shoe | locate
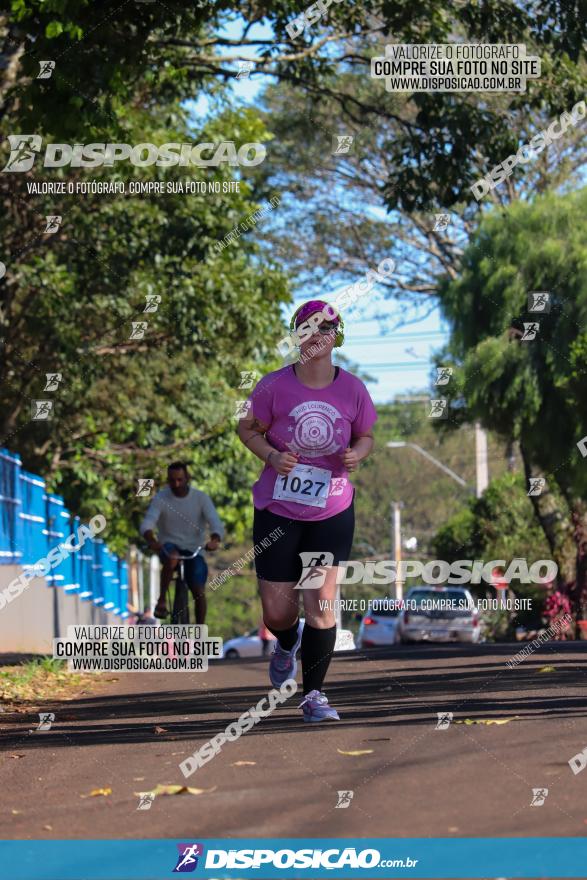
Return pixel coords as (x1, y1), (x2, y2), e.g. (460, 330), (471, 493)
(299, 690), (340, 723)
(269, 624), (302, 688)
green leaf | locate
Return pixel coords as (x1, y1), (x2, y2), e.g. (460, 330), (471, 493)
(45, 21), (64, 38)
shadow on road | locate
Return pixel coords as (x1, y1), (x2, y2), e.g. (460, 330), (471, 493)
(2, 642), (586, 750)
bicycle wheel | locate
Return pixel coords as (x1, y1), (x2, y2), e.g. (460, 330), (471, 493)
(171, 575), (190, 624)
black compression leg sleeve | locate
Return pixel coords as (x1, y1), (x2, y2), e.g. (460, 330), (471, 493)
(301, 622), (337, 694)
(267, 619), (300, 652)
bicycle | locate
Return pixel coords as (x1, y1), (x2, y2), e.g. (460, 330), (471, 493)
(160, 546), (202, 624)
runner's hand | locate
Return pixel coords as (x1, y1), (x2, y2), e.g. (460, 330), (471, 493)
(342, 447), (359, 471)
(149, 539), (163, 553)
(270, 451), (299, 475)
(205, 537), (220, 551)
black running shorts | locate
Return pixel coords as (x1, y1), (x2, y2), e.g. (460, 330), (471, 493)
(252, 496), (355, 582)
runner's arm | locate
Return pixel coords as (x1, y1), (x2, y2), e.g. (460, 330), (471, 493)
(237, 401), (299, 475)
(237, 413), (277, 465)
(342, 430), (374, 471)
(350, 430), (374, 462)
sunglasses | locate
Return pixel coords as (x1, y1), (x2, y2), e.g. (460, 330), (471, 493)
(316, 321), (338, 334)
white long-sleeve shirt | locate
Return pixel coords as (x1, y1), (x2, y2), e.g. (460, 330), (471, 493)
(140, 486), (224, 552)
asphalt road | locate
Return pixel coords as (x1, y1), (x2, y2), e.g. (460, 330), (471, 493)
(2, 640), (587, 844)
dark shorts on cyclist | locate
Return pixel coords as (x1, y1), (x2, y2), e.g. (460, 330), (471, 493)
(159, 542), (208, 590)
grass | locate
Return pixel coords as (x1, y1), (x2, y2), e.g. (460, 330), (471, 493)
(0, 657), (96, 708)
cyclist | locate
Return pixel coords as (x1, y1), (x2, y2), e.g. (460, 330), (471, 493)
(237, 300), (377, 721)
(140, 461), (224, 623)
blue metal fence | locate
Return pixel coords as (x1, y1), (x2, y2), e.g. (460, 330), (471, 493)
(0, 448), (128, 618)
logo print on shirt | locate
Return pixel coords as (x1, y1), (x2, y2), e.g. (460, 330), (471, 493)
(287, 401), (343, 457)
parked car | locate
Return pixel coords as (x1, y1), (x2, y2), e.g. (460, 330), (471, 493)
(397, 586), (481, 644)
(356, 600), (402, 648)
(222, 619), (356, 659)
(222, 627), (274, 659)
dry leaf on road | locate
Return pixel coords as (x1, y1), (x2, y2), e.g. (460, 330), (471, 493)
(133, 784), (217, 797)
(337, 749), (374, 756)
(454, 717), (520, 726)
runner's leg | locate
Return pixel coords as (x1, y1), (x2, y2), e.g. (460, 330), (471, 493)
(254, 506), (302, 636)
(297, 499), (354, 718)
(258, 579), (300, 637)
(254, 506), (304, 687)
(300, 566), (339, 694)
(259, 578), (301, 688)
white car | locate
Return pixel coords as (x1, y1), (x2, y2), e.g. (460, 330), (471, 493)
(397, 585), (481, 644)
(223, 619), (355, 659)
(356, 600), (402, 648)
(222, 627), (274, 659)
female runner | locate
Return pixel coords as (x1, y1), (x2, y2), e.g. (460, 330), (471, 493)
(237, 300), (377, 721)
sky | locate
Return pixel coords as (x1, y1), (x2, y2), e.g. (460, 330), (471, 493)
(331, 301), (447, 403)
(189, 18), (450, 404)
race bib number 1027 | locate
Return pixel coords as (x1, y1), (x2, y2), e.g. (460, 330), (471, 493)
(272, 464), (332, 508)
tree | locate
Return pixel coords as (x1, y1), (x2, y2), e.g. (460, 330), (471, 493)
(351, 400), (513, 561)
(2, 0), (584, 207)
(0, 81), (289, 552)
(436, 187), (587, 617)
(256, 76), (586, 319)
(2, 0), (585, 581)
(433, 471), (555, 635)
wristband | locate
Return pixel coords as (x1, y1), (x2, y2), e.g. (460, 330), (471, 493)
(267, 450), (277, 467)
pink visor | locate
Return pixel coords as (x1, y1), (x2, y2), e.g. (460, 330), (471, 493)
(294, 300), (340, 328)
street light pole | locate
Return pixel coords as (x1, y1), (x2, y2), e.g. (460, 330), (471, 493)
(386, 441), (471, 600)
(475, 421), (489, 498)
(392, 501), (403, 601)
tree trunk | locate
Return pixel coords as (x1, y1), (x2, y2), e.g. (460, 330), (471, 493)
(0, 19), (25, 113)
(519, 443), (576, 591)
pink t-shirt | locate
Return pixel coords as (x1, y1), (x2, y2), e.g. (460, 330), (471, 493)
(247, 365), (377, 521)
